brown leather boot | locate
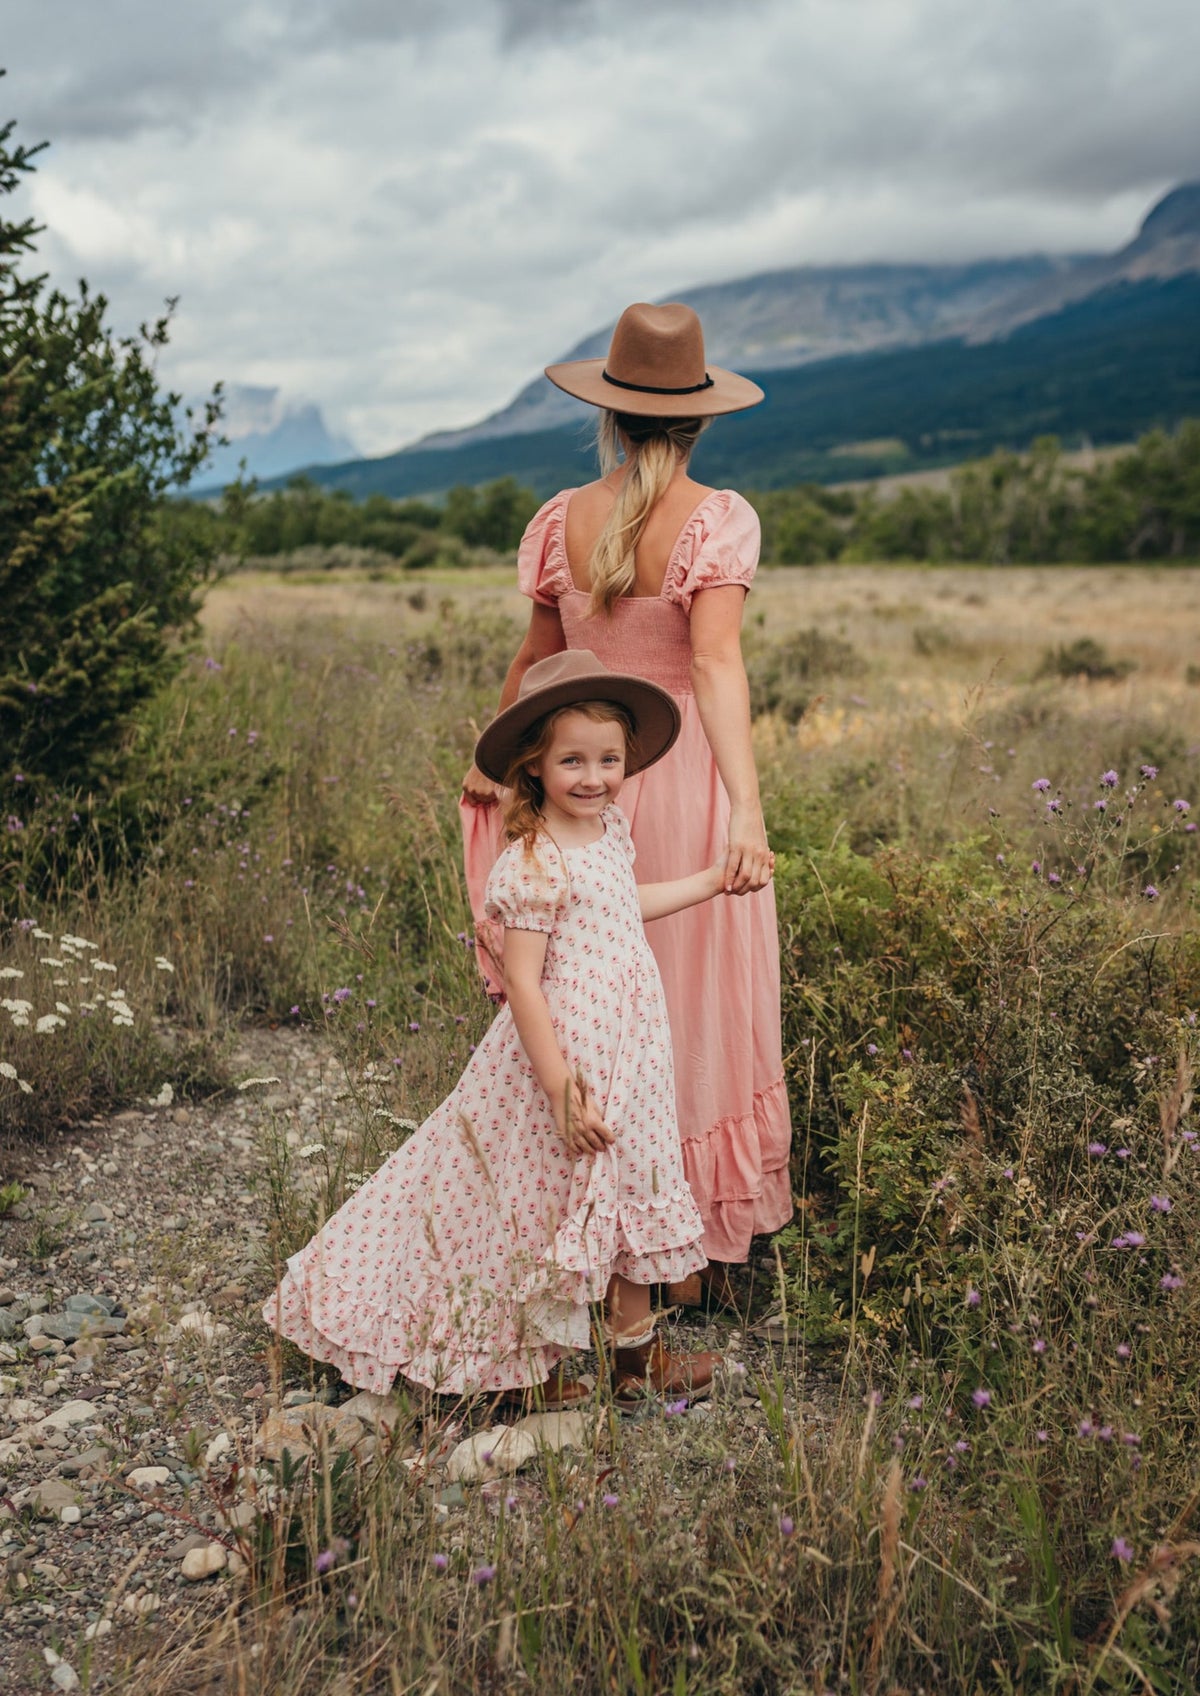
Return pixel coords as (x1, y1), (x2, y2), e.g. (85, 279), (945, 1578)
(663, 1262), (744, 1317)
(611, 1334), (720, 1408)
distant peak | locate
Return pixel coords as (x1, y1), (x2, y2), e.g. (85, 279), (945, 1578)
(1136, 182), (1200, 244)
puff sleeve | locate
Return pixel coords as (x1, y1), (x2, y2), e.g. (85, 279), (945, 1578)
(662, 490), (760, 615)
(484, 840), (568, 934)
(516, 491), (576, 606)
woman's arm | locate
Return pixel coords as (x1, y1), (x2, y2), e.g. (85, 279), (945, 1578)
(688, 584), (772, 893)
(504, 928), (614, 1154)
(461, 603), (566, 805)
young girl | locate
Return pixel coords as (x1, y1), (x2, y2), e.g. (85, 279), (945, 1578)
(264, 650), (759, 1407)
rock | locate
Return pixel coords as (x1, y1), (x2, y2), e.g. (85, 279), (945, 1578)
(121, 1591), (159, 1616)
(127, 1466), (171, 1491)
(7, 1398), (43, 1422)
(508, 1409), (591, 1455)
(169, 1532), (211, 1559)
(30, 1479), (78, 1518)
(28, 1336), (57, 1354)
(204, 1431), (231, 1466)
(50, 1664), (80, 1692)
(175, 1311), (228, 1343)
(60, 1505), (82, 1525)
(65, 1293), (114, 1316)
(82, 1203), (113, 1224)
(445, 1426), (541, 1483)
(0, 1438), (27, 1463)
(0, 1310), (17, 1339)
(338, 1391), (407, 1434)
(257, 1403), (367, 1462)
(21, 1315), (45, 1338)
(0, 1287), (15, 1305)
(219, 1500), (257, 1530)
(37, 1400), (100, 1433)
(181, 1542), (227, 1581)
(0, 1374), (17, 1394)
(59, 1444), (111, 1477)
(84, 1619), (112, 1642)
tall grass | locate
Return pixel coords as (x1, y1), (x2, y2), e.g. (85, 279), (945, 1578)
(4, 566), (1200, 1689)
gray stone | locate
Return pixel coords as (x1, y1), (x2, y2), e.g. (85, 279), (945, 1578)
(21, 1315), (45, 1338)
(0, 1310), (17, 1339)
(82, 1204), (113, 1224)
(59, 1445), (112, 1477)
(30, 1479), (78, 1518)
(0, 1287), (15, 1306)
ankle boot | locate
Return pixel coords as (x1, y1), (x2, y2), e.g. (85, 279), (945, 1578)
(611, 1334), (720, 1407)
(663, 1262), (744, 1317)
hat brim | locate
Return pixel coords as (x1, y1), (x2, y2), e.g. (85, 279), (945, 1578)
(474, 672), (681, 785)
(543, 357), (764, 418)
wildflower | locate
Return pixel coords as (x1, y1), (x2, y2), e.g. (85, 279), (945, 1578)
(1098, 1425), (1114, 1442)
(298, 1143), (326, 1159)
(1047, 871), (1061, 885)
(1116, 1343), (1131, 1358)
(1047, 798), (1062, 814)
(1124, 1231), (1146, 1248)
(1111, 1538), (1134, 1563)
(432, 1553), (448, 1571)
(1093, 799), (1107, 812)
(290, 1006), (300, 1016)
(1031, 860), (1041, 874)
(971, 1389), (991, 1409)
(665, 1398), (688, 1416)
(35, 1014), (66, 1033)
(909, 1476), (928, 1491)
(1087, 1141), (1107, 1157)
(1100, 770), (1119, 788)
(901, 1048), (913, 1060)
(471, 1564), (496, 1586)
(236, 1076), (282, 1090)
(263, 934), (274, 944)
(1149, 1193), (1172, 1213)
(204, 657), (222, 671)
(907, 1393), (924, 1409)
(779, 1515), (795, 1536)
(1122, 1432), (1141, 1446)
(1035, 1430), (1048, 1443)
(1174, 799), (1191, 814)
(154, 957), (175, 973)
(1032, 1339), (1046, 1354)
(332, 987), (351, 1003)
(966, 1288), (981, 1308)
(1032, 778), (1051, 792)
(866, 1043), (878, 1056)
(408, 1021), (420, 1032)
(148, 1084), (174, 1108)
(1078, 1419), (1095, 1439)
(315, 1549), (335, 1575)
(1143, 885), (1159, 900)
(1160, 1273), (1184, 1291)
(953, 1439), (970, 1454)
(602, 1493), (619, 1507)
(1140, 764), (1158, 779)
(94, 961), (117, 973)
(1115, 1147), (1131, 1159)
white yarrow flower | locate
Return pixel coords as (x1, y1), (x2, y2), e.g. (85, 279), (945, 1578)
(0, 1061), (16, 1079)
(10, 1014), (29, 1028)
(0, 967), (24, 980)
(298, 1142), (326, 1159)
(55, 1002), (72, 1015)
(36, 1014), (66, 1033)
(154, 956), (175, 973)
(38, 957), (65, 968)
(149, 1083), (174, 1108)
(94, 961), (117, 973)
(236, 1076), (282, 1090)
(32, 928), (53, 941)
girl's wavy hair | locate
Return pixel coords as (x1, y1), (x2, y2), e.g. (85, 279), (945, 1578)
(502, 699), (639, 847)
(588, 409), (711, 616)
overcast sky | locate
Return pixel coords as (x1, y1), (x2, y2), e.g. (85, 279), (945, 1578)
(4, 0), (1199, 454)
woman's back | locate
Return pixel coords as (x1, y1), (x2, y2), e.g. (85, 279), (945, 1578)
(563, 474), (716, 598)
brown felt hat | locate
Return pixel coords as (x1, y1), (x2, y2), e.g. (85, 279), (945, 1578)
(545, 301), (764, 418)
(474, 651), (681, 784)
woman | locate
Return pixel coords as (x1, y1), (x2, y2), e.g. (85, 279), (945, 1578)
(461, 300), (791, 1300)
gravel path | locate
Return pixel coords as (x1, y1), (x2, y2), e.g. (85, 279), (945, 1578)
(0, 1027), (822, 1696)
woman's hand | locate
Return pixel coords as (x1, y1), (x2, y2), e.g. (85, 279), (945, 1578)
(723, 805), (774, 894)
(553, 1074), (615, 1157)
(461, 761), (502, 807)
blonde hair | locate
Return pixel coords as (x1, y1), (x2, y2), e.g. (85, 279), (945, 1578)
(588, 410), (710, 617)
(502, 699), (638, 847)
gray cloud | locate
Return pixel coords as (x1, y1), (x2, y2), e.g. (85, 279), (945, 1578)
(3, 0), (1198, 453)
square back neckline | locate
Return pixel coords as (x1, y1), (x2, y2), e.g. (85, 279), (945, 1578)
(557, 486), (731, 601)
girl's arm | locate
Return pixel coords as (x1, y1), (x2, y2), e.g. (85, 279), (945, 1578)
(504, 928), (614, 1154)
(639, 861), (726, 924)
(688, 584), (772, 895)
(461, 604), (567, 805)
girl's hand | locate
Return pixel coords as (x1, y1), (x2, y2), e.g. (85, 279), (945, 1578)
(553, 1075), (615, 1157)
(723, 806), (774, 894)
(462, 762), (502, 807)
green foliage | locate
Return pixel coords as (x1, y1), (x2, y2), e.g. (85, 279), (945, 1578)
(742, 622), (865, 723)
(0, 95), (222, 827)
(1036, 636), (1137, 682)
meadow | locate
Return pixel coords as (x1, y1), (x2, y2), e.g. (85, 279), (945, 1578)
(3, 560), (1200, 1693)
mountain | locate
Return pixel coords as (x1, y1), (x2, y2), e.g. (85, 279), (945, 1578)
(416, 255), (1091, 451)
(260, 182), (1200, 498)
(196, 385), (358, 488)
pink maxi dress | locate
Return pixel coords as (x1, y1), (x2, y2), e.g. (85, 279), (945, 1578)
(264, 808), (705, 1396)
(462, 488), (793, 1265)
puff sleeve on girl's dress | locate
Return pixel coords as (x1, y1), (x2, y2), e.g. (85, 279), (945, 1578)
(484, 839), (569, 934)
(516, 491), (577, 607)
(661, 489), (761, 615)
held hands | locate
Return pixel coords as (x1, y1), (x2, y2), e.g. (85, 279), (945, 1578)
(461, 761), (502, 807)
(721, 805), (775, 894)
(553, 1071), (615, 1157)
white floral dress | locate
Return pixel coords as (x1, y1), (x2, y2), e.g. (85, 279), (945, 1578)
(263, 806), (705, 1395)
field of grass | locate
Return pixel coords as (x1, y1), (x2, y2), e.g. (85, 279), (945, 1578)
(3, 561), (1200, 1693)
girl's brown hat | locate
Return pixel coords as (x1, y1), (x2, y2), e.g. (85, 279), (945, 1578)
(474, 651), (681, 784)
(544, 301), (764, 419)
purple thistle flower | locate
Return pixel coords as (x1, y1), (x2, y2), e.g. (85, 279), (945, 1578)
(1087, 1141), (1107, 1157)
(1032, 777), (1051, 792)
(779, 1514), (795, 1536)
(1111, 1538), (1134, 1563)
(972, 1388), (991, 1409)
(1122, 1432), (1141, 1447)
(432, 1553), (448, 1571)
(1100, 770), (1119, 788)
(1187, 822), (1198, 833)
(409, 1020), (420, 1032)
(332, 986), (352, 1003)
(1174, 799), (1191, 814)
(602, 1493), (619, 1507)
(1047, 798), (1062, 814)
(1124, 1231), (1146, 1248)
(909, 1476), (928, 1491)
(1031, 860), (1042, 874)
(665, 1397), (688, 1416)
(953, 1439), (970, 1453)
(315, 1549), (335, 1575)
(1078, 1419), (1095, 1439)
(1160, 1272), (1184, 1290)
(1115, 1147), (1131, 1159)
(1093, 799), (1107, 812)
(866, 1043), (878, 1056)
(1035, 1429), (1049, 1443)
(1047, 870), (1062, 885)
(966, 1287), (981, 1308)
(1140, 764), (1158, 779)
(1098, 1425), (1114, 1442)
(1032, 1339), (1046, 1354)
(471, 1564), (496, 1586)
(1116, 1343), (1131, 1359)
(1143, 885), (1159, 900)
(907, 1393), (924, 1409)
(1149, 1193), (1172, 1213)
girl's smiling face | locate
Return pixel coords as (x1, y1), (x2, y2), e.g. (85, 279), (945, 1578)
(528, 708), (627, 833)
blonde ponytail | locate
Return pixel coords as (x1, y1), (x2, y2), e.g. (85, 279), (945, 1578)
(588, 410), (709, 617)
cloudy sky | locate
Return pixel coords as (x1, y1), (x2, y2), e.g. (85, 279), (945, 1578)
(4, 0), (1199, 454)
